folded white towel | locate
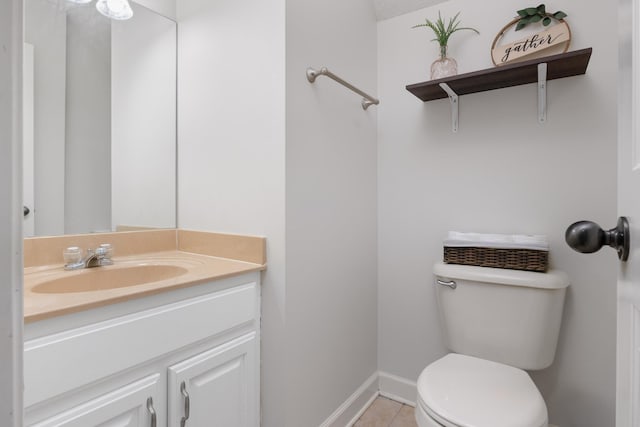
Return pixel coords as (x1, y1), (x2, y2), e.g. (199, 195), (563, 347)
(444, 231), (549, 251)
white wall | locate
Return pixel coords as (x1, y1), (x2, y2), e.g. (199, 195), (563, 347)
(0, 0), (23, 424)
(111, 7), (176, 230)
(64, 8), (112, 234)
(285, 0), (378, 425)
(176, 1), (287, 426)
(135, 0), (175, 20)
(24, 0), (67, 236)
(373, 0), (446, 21)
(377, 1), (617, 426)
(178, 1), (378, 425)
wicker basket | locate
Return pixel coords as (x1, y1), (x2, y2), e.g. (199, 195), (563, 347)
(443, 246), (548, 272)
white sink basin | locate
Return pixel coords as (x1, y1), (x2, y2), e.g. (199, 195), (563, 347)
(32, 264), (188, 294)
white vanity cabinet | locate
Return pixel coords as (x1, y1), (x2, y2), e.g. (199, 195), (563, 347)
(24, 272), (261, 427)
(30, 375), (162, 427)
(167, 332), (258, 427)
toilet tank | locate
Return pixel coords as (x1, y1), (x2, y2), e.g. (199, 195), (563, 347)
(433, 262), (569, 370)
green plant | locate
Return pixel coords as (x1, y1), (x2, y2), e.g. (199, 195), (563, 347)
(516, 4), (567, 31)
(412, 12), (479, 58)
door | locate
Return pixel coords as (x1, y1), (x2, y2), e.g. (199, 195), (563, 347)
(618, 0), (640, 425)
(23, 42), (35, 237)
(167, 332), (258, 427)
(29, 375), (161, 427)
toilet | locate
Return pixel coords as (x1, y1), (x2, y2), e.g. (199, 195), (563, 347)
(415, 262), (569, 427)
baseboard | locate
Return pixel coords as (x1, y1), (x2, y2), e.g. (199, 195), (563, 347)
(318, 371), (418, 427)
(378, 371), (417, 406)
(320, 370), (557, 427)
(318, 372), (379, 427)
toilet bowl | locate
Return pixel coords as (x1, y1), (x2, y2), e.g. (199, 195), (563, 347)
(415, 263), (569, 427)
(416, 354), (547, 427)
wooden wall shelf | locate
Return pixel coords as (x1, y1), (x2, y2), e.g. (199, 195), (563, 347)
(406, 48), (592, 102)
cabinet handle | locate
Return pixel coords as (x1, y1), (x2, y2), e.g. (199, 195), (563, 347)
(147, 397), (157, 427)
(180, 381), (190, 427)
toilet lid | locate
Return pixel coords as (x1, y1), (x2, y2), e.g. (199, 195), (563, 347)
(417, 354), (547, 427)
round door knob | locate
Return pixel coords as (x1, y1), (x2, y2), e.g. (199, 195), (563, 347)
(565, 217), (629, 261)
(23, 206), (30, 217)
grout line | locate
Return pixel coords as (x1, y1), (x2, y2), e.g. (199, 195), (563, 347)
(347, 391), (380, 427)
(387, 403), (408, 427)
(381, 397), (404, 427)
(356, 396), (415, 427)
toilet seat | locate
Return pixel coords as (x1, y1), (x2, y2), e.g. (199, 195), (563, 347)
(417, 353), (548, 427)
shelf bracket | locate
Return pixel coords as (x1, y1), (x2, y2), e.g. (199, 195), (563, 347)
(439, 83), (459, 133)
(538, 63), (547, 123)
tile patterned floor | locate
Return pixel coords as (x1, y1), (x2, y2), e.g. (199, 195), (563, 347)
(353, 396), (418, 427)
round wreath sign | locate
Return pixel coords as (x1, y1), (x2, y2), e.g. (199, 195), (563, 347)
(491, 4), (571, 66)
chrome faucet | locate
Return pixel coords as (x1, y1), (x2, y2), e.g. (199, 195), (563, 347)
(64, 244), (113, 270)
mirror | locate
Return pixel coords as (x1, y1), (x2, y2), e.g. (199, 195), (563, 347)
(23, 0), (176, 237)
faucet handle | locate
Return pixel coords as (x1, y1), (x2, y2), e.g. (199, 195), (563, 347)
(98, 243), (113, 258)
(63, 246), (82, 265)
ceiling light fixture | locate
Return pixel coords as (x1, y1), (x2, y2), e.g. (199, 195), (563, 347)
(66, 0), (133, 20)
(96, 0), (134, 20)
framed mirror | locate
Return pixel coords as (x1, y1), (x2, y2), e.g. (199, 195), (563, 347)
(23, 0), (177, 237)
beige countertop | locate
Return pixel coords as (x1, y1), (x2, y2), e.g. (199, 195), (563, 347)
(24, 250), (264, 323)
(24, 230), (266, 323)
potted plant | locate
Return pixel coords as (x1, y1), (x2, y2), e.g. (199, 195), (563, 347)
(413, 12), (479, 79)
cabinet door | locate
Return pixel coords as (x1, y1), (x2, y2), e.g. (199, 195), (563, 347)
(168, 332), (258, 427)
(30, 374), (161, 427)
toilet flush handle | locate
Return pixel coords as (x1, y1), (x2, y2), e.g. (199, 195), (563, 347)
(436, 279), (457, 289)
